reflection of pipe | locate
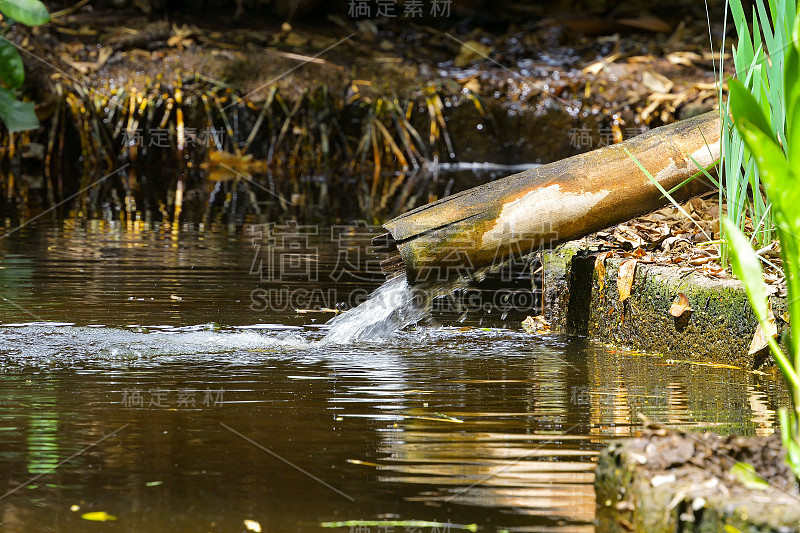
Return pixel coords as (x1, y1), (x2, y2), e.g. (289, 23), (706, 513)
(375, 112), (720, 283)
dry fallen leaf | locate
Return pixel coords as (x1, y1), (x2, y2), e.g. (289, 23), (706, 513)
(617, 259), (638, 302)
(201, 151), (268, 182)
(687, 254), (718, 266)
(614, 225), (646, 248)
(167, 23), (197, 49)
(642, 70), (674, 93)
(463, 77), (481, 93)
(522, 315), (550, 334)
(595, 252), (611, 291)
(583, 52), (621, 75)
(749, 304), (777, 355)
(669, 293), (693, 318)
(454, 40), (493, 68)
(616, 15), (671, 33)
(666, 51), (702, 67)
(61, 46), (114, 74)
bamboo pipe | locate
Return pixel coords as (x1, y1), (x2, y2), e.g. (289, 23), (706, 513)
(376, 111), (720, 283)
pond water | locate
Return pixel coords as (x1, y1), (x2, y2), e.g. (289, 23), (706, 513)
(0, 221), (789, 532)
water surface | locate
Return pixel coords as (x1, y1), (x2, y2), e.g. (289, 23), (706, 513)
(0, 222), (789, 532)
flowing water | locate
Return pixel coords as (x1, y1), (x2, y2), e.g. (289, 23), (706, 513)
(323, 274), (427, 344)
(0, 221), (790, 532)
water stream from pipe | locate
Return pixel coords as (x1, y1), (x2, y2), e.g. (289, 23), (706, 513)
(323, 274), (468, 343)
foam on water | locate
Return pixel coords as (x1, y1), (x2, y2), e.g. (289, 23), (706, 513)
(0, 275), (460, 366)
(0, 325), (307, 367)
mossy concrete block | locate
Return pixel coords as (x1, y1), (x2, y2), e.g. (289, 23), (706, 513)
(539, 241), (787, 367)
(596, 436), (800, 533)
(540, 241), (583, 331)
(589, 258), (787, 367)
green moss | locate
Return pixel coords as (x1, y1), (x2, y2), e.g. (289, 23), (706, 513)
(538, 241), (787, 368)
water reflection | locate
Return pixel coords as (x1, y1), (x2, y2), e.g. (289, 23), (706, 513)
(0, 223), (792, 532)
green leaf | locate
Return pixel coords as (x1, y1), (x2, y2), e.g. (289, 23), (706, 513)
(730, 0), (754, 75)
(735, 118), (791, 200)
(687, 154), (720, 189)
(0, 87), (38, 132)
(723, 218), (769, 322)
(730, 462), (770, 490)
(778, 409), (800, 479)
(0, 0), (49, 26)
(786, 438), (800, 479)
(724, 218), (800, 389)
(786, 15), (800, 169)
(729, 78), (775, 143)
(0, 38), (24, 89)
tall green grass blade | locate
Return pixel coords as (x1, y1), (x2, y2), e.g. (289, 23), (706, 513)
(686, 155), (720, 189)
(729, 79), (776, 143)
(779, 410), (800, 478)
(730, 0), (754, 74)
(785, 17), (800, 172)
(755, 0), (775, 56)
(624, 147), (713, 243)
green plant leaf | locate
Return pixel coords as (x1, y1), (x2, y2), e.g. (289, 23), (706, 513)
(0, 38), (24, 89)
(729, 78), (776, 143)
(0, 87), (38, 132)
(730, 0), (754, 75)
(786, 14), (800, 170)
(735, 118), (791, 200)
(724, 218), (800, 389)
(730, 462), (770, 490)
(687, 154), (720, 189)
(723, 218), (769, 322)
(779, 409), (800, 479)
(624, 146), (714, 242)
(0, 0), (49, 26)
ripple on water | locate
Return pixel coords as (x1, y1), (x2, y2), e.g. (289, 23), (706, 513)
(0, 325), (313, 367)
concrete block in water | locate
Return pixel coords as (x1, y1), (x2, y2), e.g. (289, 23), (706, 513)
(540, 243), (788, 368)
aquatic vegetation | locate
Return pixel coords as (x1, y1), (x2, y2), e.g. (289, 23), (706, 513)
(716, 0), (793, 262)
(724, 12), (800, 480)
(0, 77), (484, 222)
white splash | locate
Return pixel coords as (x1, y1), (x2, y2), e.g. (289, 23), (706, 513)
(322, 274), (429, 344)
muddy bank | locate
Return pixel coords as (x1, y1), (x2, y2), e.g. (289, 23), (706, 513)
(3, 2), (726, 223)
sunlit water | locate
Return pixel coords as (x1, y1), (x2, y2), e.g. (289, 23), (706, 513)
(0, 221), (790, 532)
